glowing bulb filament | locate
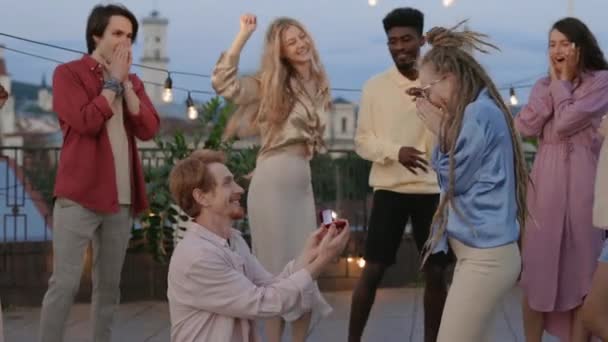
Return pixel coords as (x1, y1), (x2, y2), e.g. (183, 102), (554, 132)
(509, 87), (519, 106)
(162, 88), (173, 103)
(188, 106), (198, 120)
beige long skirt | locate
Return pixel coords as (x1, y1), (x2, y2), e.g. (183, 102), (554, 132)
(247, 152), (317, 274)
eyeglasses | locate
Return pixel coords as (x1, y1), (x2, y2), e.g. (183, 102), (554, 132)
(407, 76), (445, 100)
(421, 77), (445, 96)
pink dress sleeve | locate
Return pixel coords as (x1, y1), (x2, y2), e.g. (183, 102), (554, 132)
(550, 71), (608, 137)
(514, 77), (553, 138)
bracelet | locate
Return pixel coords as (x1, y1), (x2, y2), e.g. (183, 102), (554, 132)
(103, 78), (124, 96)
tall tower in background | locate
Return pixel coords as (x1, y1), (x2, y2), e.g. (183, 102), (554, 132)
(0, 45), (11, 98)
(0, 45), (24, 150)
(0, 45), (16, 145)
(140, 10), (169, 105)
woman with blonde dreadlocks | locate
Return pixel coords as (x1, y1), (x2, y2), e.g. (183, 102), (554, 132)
(414, 23), (528, 341)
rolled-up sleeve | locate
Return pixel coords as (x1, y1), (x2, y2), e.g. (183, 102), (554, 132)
(52, 64), (113, 136)
(211, 52), (261, 105)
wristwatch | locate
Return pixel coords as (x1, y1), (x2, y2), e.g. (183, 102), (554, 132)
(103, 78), (124, 96)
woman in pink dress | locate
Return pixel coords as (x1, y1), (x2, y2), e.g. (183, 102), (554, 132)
(515, 17), (608, 341)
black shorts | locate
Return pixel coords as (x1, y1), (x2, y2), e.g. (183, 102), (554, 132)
(364, 190), (453, 268)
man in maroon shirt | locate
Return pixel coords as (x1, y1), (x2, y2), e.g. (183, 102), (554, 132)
(39, 5), (160, 342)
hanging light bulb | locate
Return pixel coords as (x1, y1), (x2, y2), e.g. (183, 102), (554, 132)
(357, 256), (366, 268)
(162, 73), (173, 103)
(186, 92), (198, 120)
(368, 0), (378, 7)
(443, 0), (455, 7)
(509, 87), (519, 106)
(346, 256), (354, 263)
(188, 106), (198, 120)
(162, 88), (173, 103)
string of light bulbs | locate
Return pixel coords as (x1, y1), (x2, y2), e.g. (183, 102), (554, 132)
(0, 32), (211, 78)
(1, 31), (537, 114)
(2, 44), (215, 119)
(143, 79), (216, 119)
(0, 32), (215, 119)
(0, 31), (363, 96)
(504, 71), (551, 106)
(2, 42), (535, 111)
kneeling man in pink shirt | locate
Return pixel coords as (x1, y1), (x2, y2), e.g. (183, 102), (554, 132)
(167, 149), (350, 342)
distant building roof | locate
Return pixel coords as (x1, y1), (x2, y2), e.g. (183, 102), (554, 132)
(17, 100), (53, 115)
(333, 97), (352, 105)
(11, 80), (50, 108)
(17, 115), (60, 134)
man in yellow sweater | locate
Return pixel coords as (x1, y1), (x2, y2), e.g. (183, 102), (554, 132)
(348, 8), (453, 342)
